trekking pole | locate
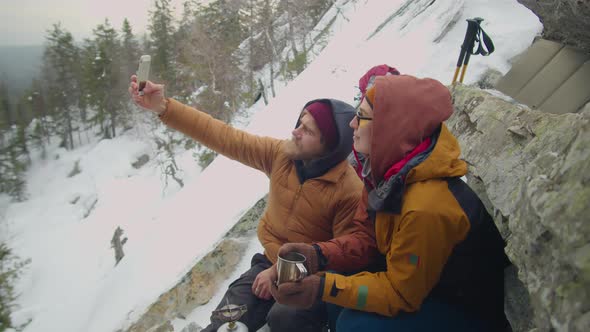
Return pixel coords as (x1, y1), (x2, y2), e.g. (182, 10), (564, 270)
(458, 18), (484, 83)
(452, 17), (494, 84)
(452, 18), (481, 84)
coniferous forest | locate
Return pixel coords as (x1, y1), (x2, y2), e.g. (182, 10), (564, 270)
(0, 0), (335, 202)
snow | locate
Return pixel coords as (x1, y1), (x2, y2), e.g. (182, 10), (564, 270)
(2, 1), (541, 331)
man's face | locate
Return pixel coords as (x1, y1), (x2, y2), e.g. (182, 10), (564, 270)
(349, 98), (373, 155)
(284, 110), (327, 161)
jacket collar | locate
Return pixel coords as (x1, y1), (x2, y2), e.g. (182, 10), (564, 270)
(367, 124), (467, 214)
(296, 159), (350, 184)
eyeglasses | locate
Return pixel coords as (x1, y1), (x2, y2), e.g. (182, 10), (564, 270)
(355, 109), (373, 126)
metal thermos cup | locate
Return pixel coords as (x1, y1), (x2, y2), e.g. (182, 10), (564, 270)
(276, 252), (308, 285)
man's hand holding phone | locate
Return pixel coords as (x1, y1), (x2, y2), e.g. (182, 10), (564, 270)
(128, 55), (168, 115)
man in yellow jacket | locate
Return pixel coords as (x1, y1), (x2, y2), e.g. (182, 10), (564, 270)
(272, 74), (510, 331)
(129, 76), (377, 332)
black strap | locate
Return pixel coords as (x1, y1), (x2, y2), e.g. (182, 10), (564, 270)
(470, 24), (494, 56)
(312, 243), (328, 271)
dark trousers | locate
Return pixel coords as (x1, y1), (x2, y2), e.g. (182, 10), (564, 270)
(327, 297), (488, 332)
(202, 253), (327, 332)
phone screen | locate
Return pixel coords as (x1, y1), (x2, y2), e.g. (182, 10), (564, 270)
(137, 55), (151, 94)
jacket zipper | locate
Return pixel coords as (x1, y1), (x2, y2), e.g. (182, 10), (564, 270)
(287, 184), (303, 224)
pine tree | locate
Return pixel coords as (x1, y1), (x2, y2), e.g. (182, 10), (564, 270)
(79, 19), (128, 139)
(174, 0), (247, 120)
(257, 0), (281, 97)
(277, 0), (314, 77)
(0, 81), (13, 131)
(42, 23), (81, 150)
(0, 242), (17, 330)
(0, 82), (11, 170)
(29, 79), (50, 148)
(120, 18), (142, 131)
(174, 0), (199, 98)
(121, 18), (141, 80)
(239, 0), (283, 99)
(79, 38), (98, 127)
(3, 134), (29, 201)
(199, 0), (246, 50)
(148, 0), (177, 94)
(280, 0), (299, 57)
(0, 82), (29, 200)
(0, 243), (29, 330)
(177, 0), (197, 40)
(305, 0), (334, 22)
(90, 19), (125, 138)
(14, 96), (32, 160)
(242, 0), (332, 85)
(239, 0), (258, 98)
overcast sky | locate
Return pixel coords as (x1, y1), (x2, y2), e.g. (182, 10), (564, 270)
(0, 0), (188, 46)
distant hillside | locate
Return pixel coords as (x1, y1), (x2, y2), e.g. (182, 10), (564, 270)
(0, 45), (44, 102)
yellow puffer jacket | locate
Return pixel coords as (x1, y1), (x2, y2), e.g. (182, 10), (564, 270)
(321, 125), (470, 316)
(160, 99), (365, 264)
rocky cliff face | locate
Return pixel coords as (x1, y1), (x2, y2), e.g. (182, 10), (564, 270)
(124, 197), (268, 332)
(517, 0), (590, 53)
(448, 85), (590, 332)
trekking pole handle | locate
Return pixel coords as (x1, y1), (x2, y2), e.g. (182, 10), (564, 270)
(464, 18), (483, 56)
(455, 18), (480, 67)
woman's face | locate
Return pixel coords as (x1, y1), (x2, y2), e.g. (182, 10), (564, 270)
(349, 98), (374, 155)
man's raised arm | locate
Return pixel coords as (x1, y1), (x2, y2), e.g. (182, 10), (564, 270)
(130, 77), (280, 174)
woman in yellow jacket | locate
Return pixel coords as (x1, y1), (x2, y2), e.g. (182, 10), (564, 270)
(272, 74), (510, 331)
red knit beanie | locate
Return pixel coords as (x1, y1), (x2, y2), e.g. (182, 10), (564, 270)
(358, 64), (400, 100)
(305, 102), (338, 150)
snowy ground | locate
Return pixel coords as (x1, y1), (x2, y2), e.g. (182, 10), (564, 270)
(2, 0), (542, 331)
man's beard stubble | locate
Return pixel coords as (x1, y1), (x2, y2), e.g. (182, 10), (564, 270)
(283, 138), (301, 160)
(283, 138), (326, 163)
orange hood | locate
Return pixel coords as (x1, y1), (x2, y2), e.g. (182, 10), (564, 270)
(370, 75), (454, 184)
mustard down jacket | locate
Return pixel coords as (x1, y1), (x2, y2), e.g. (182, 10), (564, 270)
(160, 98), (375, 268)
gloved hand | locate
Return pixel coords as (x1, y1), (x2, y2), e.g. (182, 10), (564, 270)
(278, 242), (319, 274)
(270, 274), (322, 309)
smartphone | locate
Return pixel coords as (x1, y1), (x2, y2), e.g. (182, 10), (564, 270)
(137, 55), (151, 95)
